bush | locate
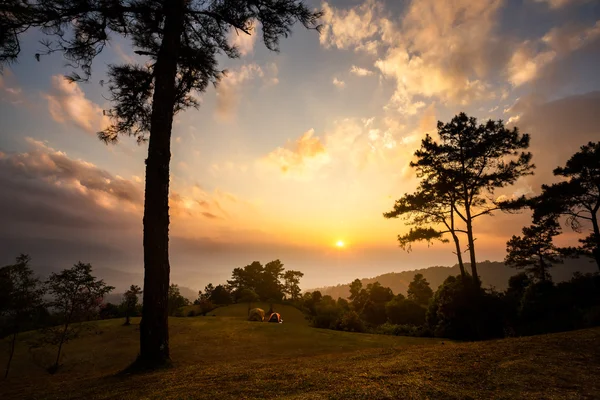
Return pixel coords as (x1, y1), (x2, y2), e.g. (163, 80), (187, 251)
(386, 297), (426, 326)
(427, 275), (505, 341)
(373, 322), (431, 337)
(312, 304), (342, 329)
(187, 310), (196, 317)
(333, 310), (365, 333)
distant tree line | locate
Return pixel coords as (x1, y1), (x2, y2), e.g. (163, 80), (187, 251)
(301, 114), (599, 340)
(186, 260), (305, 317)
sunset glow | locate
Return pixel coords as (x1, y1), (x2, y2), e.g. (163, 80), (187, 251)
(0, 0), (599, 292)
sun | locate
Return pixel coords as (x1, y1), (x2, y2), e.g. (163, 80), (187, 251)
(336, 240), (345, 248)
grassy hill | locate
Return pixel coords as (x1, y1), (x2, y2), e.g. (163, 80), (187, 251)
(180, 302), (308, 325)
(2, 317), (600, 399)
(312, 258), (598, 300)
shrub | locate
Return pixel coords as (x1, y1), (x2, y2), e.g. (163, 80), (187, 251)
(187, 310), (196, 317)
(333, 310), (365, 333)
(312, 304), (342, 329)
(373, 322), (431, 337)
(386, 297), (426, 326)
(427, 275), (505, 340)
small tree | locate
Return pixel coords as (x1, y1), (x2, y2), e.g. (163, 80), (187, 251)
(397, 113), (534, 283)
(167, 284), (189, 316)
(238, 288), (260, 315)
(122, 285), (143, 326)
(534, 142), (600, 270)
(407, 273), (434, 306)
(0, 254), (44, 379)
(505, 219), (563, 282)
(44, 262), (114, 374)
(283, 270), (304, 300)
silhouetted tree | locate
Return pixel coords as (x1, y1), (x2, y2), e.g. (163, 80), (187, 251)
(407, 273), (434, 306)
(349, 279), (363, 301)
(283, 270), (304, 300)
(122, 285), (143, 325)
(533, 142), (600, 270)
(167, 284), (189, 316)
(228, 261), (264, 296)
(1, 0), (322, 367)
(386, 295), (426, 326)
(262, 260), (285, 302)
(44, 262), (114, 374)
(209, 285), (231, 305)
(406, 113), (534, 283)
(0, 254), (44, 379)
(505, 219), (563, 282)
(384, 174), (467, 276)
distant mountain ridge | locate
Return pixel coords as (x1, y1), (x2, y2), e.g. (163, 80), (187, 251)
(308, 259), (598, 300)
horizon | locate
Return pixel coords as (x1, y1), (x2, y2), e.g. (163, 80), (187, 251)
(2, 0), (600, 293)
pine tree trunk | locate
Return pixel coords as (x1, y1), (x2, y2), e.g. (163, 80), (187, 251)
(451, 233), (466, 277)
(465, 212), (479, 284)
(592, 214), (600, 272)
(138, 0), (185, 367)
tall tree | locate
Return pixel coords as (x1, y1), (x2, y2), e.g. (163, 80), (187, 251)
(122, 285), (143, 326)
(282, 270), (304, 300)
(0, 254), (44, 379)
(505, 219), (563, 282)
(1, 0), (321, 367)
(261, 259), (285, 301)
(44, 262), (114, 374)
(533, 142), (600, 270)
(384, 177), (467, 276)
(407, 273), (434, 306)
(408, 113), (534, 283)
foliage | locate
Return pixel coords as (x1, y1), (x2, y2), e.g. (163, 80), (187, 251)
(533, 142), (600, 270)
(505, 219), (563, 282)
(427, 275), (505, 340)
(167, 284), (190, 316)
(283, 270), (304, 300)
(43, 262), (114, 373)
(332, 310), (365, 333)
(0, 254), (45, 379)
(209, 285), (232, 305)
(389, 113), (534, 282)
(407, 273), (434, 306)
(122, 285), (143, 325)
(386, 297), (426, 326)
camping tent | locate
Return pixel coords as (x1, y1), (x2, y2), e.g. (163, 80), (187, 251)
(248, 308), (265, 322)
(267, 312), (282, 323)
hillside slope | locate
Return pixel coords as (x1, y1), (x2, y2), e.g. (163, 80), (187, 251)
(311, 258), (598, 300)
(1, 318), (599, 399)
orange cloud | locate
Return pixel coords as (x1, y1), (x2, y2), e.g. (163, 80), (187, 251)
(44, 75), (109, 134)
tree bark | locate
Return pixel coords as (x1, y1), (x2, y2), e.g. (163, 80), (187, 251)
(465, 211), (479, 284)
(451, 233), (466, 277)
(138, 0), (185, 367)
(4, 331), (17, 379)
(592, 214), (600, 272)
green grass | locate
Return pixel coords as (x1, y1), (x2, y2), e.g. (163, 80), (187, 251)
(180, 302), (307, 324)
(2, 317), (600, 399)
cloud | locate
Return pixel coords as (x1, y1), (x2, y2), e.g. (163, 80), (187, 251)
(508, 21), (600, 86)
(261, 129), (330, 179)
(0, 70), (25, 105)
(321, 0), (503, 111)
(228, 21), (258, 56)
(532, 0), (590, 8)
(350, 66), (374, 77)
(332, 77), (345, 88)
(215, 63), (278, 121)
(44, 75), (109, 134)
(320, 0), (383, 53)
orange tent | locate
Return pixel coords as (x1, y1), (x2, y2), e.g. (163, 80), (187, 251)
(267, 312), (282, 323)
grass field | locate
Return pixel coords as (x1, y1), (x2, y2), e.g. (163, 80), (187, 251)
(181, 302), (309, 325)
(2, 314), (599, 399)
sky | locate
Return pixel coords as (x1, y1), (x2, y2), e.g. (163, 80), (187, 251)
(1, 0), (599, 292)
